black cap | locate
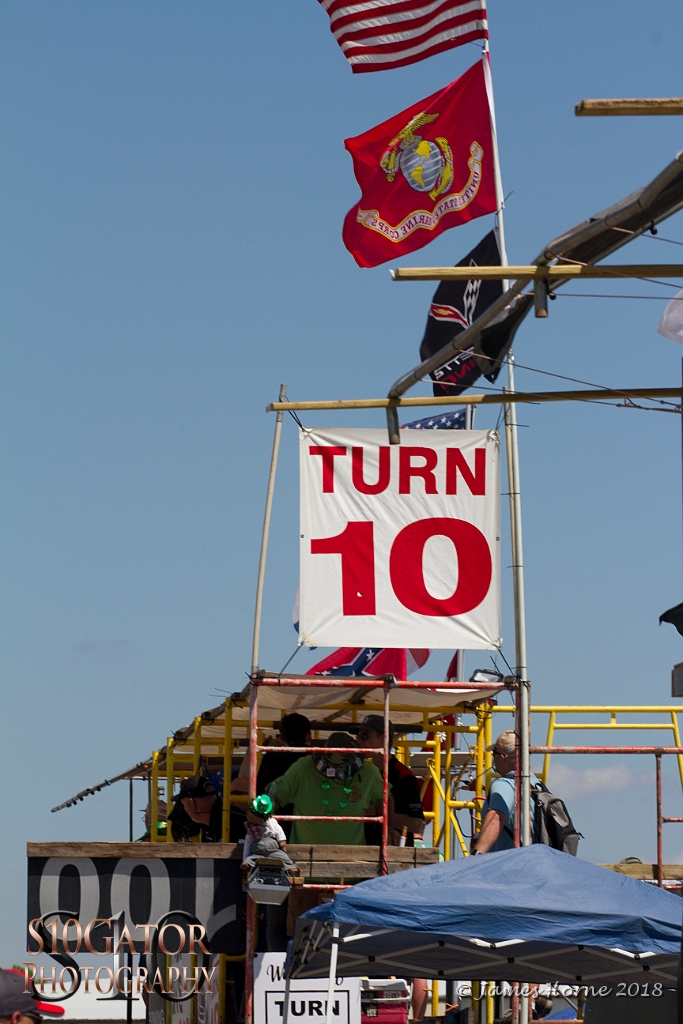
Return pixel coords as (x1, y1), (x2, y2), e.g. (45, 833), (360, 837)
(359, 715), (395, 740)
(178, 775), (216, 800)
(0, 970), (42, 1019)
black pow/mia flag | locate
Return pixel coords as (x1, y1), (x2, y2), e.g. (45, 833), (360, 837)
(419, 230), (532, 396)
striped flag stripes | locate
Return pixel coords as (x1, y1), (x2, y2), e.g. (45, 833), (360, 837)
(318, 0), (488, 73)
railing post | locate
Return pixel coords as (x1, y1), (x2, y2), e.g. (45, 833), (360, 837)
(150, 751), (159, 844)
(244, 893), (255, 1024)
(249, 681), (258, 801)
(381, 680), (391, 873)
(433, 719), (442, 852)
(244, 680), (259, 1024)
(193, 716), (202, 774)
(510, 983), (520, 1024)
(222, 703), (233, 842)
(514, 682), (521, 849)
(325, 922), (340, 1024)
(656, 752), (664, 887)
(542, 711), (556, 786)
(504, 360), (531, 848)
(444, 729), (453, 862)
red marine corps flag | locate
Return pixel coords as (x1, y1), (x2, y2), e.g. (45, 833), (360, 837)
(342, 59), (497, 268)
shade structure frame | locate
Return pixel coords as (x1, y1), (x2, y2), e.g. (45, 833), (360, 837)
(289, 919), (678, 986)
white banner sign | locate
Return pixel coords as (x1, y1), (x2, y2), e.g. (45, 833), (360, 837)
(254, 954), (360, 1024)
(299, 427), (500, 649)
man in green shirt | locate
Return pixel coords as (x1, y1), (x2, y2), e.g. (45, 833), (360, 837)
(269, 732), (383, 845)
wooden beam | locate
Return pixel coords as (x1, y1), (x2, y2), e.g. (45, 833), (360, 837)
(287, 844), (438, 862)
(392, 264), (683, 282)
(27, 841), (440, 863)
(27, 841), (243, 859)
(576, 98), (683, 116)
(294, 861), (436, 878)
(602, 862), (683, 880)
(267, 387), (682, 413)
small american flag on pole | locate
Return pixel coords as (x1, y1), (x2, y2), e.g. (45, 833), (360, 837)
(318, 0), (488, 74)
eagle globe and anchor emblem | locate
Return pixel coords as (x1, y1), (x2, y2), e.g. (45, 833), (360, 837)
(380, 111), (455, 200)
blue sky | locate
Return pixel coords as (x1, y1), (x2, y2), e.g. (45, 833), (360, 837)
(1, 1), (683, 964)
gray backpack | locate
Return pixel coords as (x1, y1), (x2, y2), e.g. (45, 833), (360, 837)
(532, 781), (582, 856)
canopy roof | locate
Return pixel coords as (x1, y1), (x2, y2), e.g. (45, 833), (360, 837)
(290, 846), (681, 984)
(51, 676), (502, 811)
(240, 675), (502, 723)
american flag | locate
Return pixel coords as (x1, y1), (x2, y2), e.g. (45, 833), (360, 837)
(318, 0), (488, 74)
(401, 409), (468, 430)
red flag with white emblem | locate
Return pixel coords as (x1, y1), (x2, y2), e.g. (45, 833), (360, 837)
(342, 59), (496, 268)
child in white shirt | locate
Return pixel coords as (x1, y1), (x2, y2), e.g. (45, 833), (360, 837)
(241, 794), (294, 870)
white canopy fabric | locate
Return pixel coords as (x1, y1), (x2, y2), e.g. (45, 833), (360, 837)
(242, 679), (503, 723)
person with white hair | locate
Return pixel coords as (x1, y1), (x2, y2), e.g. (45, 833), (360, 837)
(471, 730), (518, 854)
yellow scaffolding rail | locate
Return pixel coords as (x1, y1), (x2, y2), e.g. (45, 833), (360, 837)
(146, 701), (683, 861)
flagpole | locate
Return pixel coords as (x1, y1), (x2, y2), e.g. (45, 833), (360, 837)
(482, 42), (532, 863)
(251, 383), (287, 677)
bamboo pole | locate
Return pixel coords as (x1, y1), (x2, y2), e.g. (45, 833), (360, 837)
(222, 704), (232, 843)
(267, 387), (682, 412)
(391, 263), (683, 281)
(575, 98), (683, 116)
(251, 383), (287, 676)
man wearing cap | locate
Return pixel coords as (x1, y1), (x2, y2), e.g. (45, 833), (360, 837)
(472, 730), (517, 854)
(0, 969), (43, 1024)
(173, 774), (223, 842)
(268, 732), (383, 845)
(270, 733), (384, 940)
(357, 716), (425, 846)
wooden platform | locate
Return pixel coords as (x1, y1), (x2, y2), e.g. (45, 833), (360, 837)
(28, 842), (439, 878)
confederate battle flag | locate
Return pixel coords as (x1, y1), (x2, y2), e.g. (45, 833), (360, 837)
(307, 647), (430, 679)
(342, 59), (496, 268)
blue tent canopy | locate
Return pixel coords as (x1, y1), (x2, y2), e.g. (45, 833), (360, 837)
(290, 847), (682, 985)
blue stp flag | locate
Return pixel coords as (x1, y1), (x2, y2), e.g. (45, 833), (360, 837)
(419, 230), (532, 396)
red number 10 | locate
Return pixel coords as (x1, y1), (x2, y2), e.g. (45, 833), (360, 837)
(310, 518), (492, 618)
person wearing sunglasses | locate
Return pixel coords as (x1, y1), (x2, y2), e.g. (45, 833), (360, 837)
(471, 730), (517, 855)
(356, 716), (425, 848)
(175, 774), (223, 842)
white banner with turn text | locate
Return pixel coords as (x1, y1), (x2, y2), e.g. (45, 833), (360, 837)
(299, 427), (500, 649)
